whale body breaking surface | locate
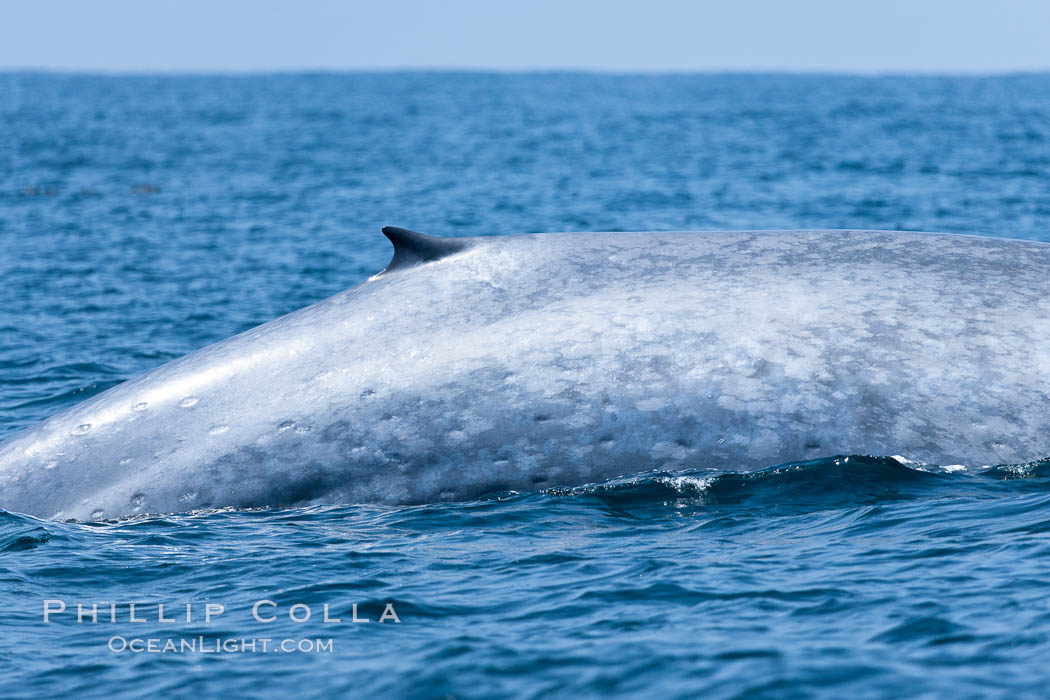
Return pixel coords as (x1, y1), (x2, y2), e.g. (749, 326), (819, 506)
(2, 228), (1050, 520)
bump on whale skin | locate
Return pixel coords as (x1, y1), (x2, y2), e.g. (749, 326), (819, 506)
(2, 228), (1050, 521)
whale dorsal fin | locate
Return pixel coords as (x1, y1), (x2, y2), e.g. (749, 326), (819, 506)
(381, 226), (470, 272)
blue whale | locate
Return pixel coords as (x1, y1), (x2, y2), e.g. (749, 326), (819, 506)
(2, 228), (1049, 520)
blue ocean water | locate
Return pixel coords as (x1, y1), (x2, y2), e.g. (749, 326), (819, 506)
(2, 72), (1050, 697)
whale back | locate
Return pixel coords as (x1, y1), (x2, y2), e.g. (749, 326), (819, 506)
(2, 229), (1050, 520)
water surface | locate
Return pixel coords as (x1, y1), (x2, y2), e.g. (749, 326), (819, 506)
(3, 72), (1050, 697)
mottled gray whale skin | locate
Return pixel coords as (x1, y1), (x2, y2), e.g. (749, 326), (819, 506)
(2, 228), (1050, 520)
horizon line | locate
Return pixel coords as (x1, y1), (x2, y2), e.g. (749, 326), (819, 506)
(4, 66), (1050, 79)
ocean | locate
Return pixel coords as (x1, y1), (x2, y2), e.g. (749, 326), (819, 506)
(2, 72), (1050, 697)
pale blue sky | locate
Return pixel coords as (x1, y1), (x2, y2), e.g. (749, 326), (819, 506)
(2, 0), (1049, 73)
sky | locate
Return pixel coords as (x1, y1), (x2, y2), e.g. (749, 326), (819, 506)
(2, 0), (1049, 74)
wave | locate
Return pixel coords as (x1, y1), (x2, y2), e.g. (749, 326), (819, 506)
(544, 454), (1050, 510)
(5, 454), (1050, 528)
